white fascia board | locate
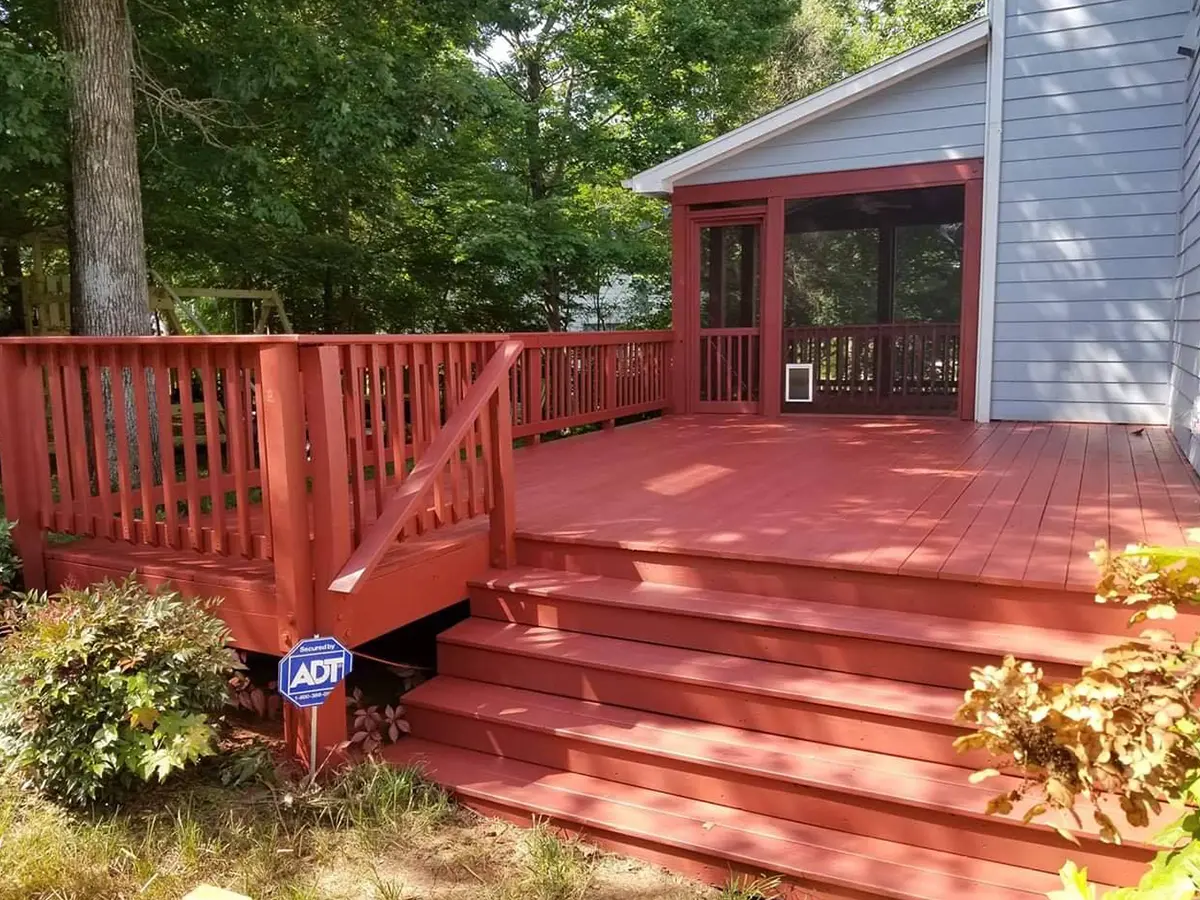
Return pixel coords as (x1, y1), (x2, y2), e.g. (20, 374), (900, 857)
(624, 17), (990, 195)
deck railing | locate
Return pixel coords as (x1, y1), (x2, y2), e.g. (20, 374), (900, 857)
(0, 339), (272, 562)
(783, 322), (959, 413)
(0, 330), (673, 595)
(510, 331), (673, 439)
(327, 340), (521, 594)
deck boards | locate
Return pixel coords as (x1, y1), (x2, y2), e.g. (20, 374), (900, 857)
(514, 416), (1200, 592)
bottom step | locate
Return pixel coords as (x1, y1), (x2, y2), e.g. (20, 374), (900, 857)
(385, 739), (1068, 900)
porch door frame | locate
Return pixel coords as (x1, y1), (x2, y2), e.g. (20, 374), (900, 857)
(670, 158), (984, 420)
(682, 205), (768, 414)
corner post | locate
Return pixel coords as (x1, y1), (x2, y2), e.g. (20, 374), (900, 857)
(960, 175), (984, 421)
(669, 197), (689, 414)
(259, 342), (322, 761)
(0, 345), (47, 590)
(299, 344), (352, 754)
(489, 350), (517, 568)
(761, 196), (785, 416)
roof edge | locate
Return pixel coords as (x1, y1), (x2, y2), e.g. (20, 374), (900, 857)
(624, 17), (990, 196)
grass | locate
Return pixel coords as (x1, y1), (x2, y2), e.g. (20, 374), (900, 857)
(0, 747), (717, 900)
(717, 874), (783, 900)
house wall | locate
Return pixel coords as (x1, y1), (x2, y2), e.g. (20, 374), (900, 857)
(675, 48), (988, 186)
(992, 0), (1191, 424)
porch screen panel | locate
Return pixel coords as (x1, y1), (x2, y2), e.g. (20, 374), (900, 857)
(782, 228), (879, 409)
(698, 224), (760, 405)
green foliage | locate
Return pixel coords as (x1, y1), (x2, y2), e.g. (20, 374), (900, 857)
(0, 519), (19, 592)
(957, 537), (1200, 899)
(498, 819), (595, 900)
(764, 0), (983, 108)
(0, 578), (233, 805)
(1, 0), (981, 334)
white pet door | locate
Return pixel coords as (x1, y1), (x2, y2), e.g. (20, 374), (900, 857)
(784, 363), (814, 403)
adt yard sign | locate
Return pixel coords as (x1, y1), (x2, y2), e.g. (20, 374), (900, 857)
(279, 636), (352, 709)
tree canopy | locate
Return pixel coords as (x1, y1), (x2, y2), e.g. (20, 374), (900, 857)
(0, 0), (984, 335)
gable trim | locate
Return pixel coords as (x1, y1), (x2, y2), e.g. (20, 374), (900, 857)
(625, 17), (990, 196)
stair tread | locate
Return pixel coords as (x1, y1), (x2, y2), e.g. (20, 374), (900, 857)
(407, 676), (1163, 848)
(443, 618), (964, 726)
(475, 566), (1120, 665)
(387, 737), (1066, 900)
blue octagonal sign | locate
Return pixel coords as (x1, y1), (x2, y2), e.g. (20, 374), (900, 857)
(278, 636), (353, 709)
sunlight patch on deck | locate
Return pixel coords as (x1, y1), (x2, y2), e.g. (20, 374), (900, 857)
(643, 463), (732, 497)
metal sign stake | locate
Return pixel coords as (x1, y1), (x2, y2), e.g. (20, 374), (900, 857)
(310, 706), (318, 781)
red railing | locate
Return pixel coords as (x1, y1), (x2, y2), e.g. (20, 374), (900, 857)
(327, 341), (521, 594)
(509, 331), (672, 439)
(0, 339), (271, 560)
(783, 322), (959, 414)
(698, 328), (760, 406)
(307, 337), (502, 549)
(0, 330), (673, 595)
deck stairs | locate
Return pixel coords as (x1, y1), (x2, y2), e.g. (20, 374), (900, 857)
(386, 539), (1167, 899)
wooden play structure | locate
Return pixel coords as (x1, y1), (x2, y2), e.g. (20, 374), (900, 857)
(13, 232), (292, 336)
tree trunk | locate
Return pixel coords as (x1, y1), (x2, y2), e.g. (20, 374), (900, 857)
(60, 0), (152, 337)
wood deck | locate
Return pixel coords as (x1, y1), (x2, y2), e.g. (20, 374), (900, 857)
(514, 416), (1200, 592)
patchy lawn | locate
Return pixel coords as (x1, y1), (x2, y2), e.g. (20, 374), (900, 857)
(0, 742), (741, 900)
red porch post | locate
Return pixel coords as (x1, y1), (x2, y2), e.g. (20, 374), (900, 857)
(670, 197), (689, 414)
(761, 197), (786, 416)
(960, 174), (984, 422)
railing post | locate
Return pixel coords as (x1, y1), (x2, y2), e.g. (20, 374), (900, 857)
(0, 346), (47, 590)
(489, 357), (517, 568)
(259, 342), (333, 762)
(299, 344), (351, 755)
(301, 346), (353, 638)
(527, 346), (542, 444)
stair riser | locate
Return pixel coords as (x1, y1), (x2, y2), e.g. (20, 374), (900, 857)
(440, 642), (977, 769)
(407, 706), (1150, 887)
(517, 537), (1142, 635)
(470, 588), (1081, 690)
(454, 792), (881, 900)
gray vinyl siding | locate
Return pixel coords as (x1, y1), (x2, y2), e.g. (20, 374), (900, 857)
(675, 49), (987, 186)
(991, 0), (1191, 425)
(1169, 1), (1200, 470)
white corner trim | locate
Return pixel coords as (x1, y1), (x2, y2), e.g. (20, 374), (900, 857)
(623, 18), (990, 195)
(974, 0), (1005, 423)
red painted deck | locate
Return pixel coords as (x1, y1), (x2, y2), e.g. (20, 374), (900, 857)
(514, 416), (1200, 593)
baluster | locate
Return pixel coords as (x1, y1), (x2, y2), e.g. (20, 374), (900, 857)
(86, 347), (115, 540)
(200, 348), (226, 554)
(223, 347), (252, 557)
(131, 347), (156, 544)
(152, 348), (178, 548)
(44, 347), (75, 533)
(109, 348), (136, 542)
(175, 348), (203, 551)
(60, 348), (95, 535)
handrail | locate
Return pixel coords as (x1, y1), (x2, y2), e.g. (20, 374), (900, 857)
(328, 339), (524, 595)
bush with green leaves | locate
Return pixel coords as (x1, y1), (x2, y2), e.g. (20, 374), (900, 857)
(0, 518), (20, 593)
(0, 577), (234, 805)
(958, 536), (1200, 899)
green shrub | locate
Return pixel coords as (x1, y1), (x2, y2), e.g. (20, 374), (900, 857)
(0, 519), (19, 593)
(0, 577), (234, 805)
